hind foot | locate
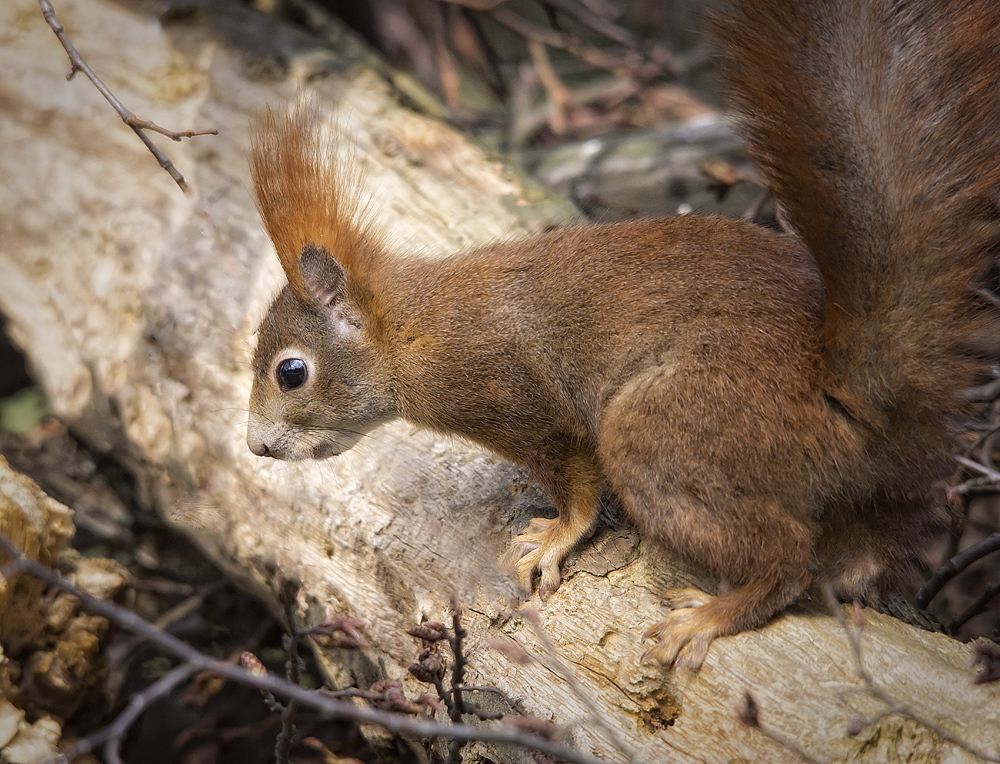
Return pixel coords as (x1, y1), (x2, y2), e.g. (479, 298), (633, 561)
(642, 587), (718, 670)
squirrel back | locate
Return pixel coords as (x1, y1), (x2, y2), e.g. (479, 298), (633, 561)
(246, 0), (1000, 669)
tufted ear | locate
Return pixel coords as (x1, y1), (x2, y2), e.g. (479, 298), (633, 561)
(299, 244), (344, 306)
(299, 244), (359, 338)
(251, 101), (384, 305)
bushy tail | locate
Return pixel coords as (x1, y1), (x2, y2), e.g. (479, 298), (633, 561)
(716, 0), (1000, 459)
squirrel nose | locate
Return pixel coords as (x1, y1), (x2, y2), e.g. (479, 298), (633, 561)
(248, 438), (274, 458)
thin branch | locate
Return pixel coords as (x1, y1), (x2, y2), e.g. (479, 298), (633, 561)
(36, 0), (217, 192)
(488, 6), (651, 79)
(0, 533), (608, 764)
(737, 693), (829, 764)
(914, 532), (1000, 609)
(975, 287), (1000, 311)
(430, 0), (462, 108)
(458, 6), (509, 99)
(528, 40), (571, 133)
(954, 455), (1000, 483)
(276, 578), (303, 764)
(438, 0), (506, 9)
(950, 581), (1000, 633)
(571, 0), (620, 20)
(946, 476), (1000, 498)
(58, 663), (198, 762)
(825, 589), (1000, 763)
(446, 595), (468, 764)
(537, 0), (641, 48)
(962, 377), (1000, 402)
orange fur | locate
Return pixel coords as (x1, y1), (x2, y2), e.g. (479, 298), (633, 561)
(250, 102), (379, 302)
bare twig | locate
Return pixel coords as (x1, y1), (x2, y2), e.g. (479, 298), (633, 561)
(521, 608), (638, 764)
(446, 596), (468, 763)
(528, 40), (571, 134)
(439, 0), (506, 9)
(961, 376), (1000, 402)
(276, 577), (303, 764)
(975, 287), (1000, 311)
(954, 455), (1000, 483)
(458, 6), (509, 99)
(0, 532), (612, 764)
(737, 693), (828, 764)
(58, 663), (198, 763)
(571, 0), (620, 20)
(430, 1), (462, 108)
(36, 0), (217, 192)
(538, 0), (641, 48)
(488, 6), (658, 80)
(950, 582), (1000, 633)
(825, 589), (1000, 763)
(914, 532), (1000, 609)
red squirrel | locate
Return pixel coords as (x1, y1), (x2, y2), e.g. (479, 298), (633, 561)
(246, 0), (1000, 669)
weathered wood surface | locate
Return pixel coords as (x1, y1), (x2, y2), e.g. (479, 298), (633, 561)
(0, 0), (997, 761)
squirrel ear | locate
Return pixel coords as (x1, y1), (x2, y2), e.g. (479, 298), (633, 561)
(299, 245), (360, 338)
(299, 244), (346, 308)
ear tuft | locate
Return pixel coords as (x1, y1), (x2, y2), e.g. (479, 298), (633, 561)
(249, 98), (383, 304)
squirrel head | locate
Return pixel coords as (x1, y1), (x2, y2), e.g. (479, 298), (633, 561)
(247, 245), (396, 460)
(246, 102), (396, 461)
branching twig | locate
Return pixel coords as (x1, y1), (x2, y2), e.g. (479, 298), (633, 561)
(0, 532), (612, 764)
(736, 693), (828, 764)
(914, 531), (1000, 609)
(446, 595), (468, 763)
(950, 582), (1000, 633)
(58, 663), (198, 763)
(825, 589), (1000, 763)
(36, 0), (217, 192)
(954, 455), (1000, 484)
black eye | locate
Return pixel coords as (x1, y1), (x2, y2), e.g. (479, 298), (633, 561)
(276, 358), (308, 391)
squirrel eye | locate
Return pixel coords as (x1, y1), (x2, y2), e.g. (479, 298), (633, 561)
(276, 358), (308, 391)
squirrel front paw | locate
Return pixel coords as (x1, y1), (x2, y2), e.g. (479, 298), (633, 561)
(504, 517), (564, 598)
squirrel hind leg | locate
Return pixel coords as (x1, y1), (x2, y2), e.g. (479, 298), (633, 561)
(597, 384), (814, 668)
(608, 482), (814, 669)
(641, 571), (809, 670)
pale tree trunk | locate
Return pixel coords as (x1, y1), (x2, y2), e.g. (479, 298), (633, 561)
(0, 0), (996, 761)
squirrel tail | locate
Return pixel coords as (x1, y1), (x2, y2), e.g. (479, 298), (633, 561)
(717, 0), (1000, 480)
(250, 101), (380, 303)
